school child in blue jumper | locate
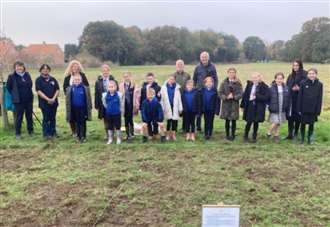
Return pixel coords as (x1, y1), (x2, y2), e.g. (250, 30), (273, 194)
(65, 75), (92, 143)
(102, 80), (124, 145)
(200, 76), (220, 140)
(181, 79), (201, 141)
(141, 88), (166, 143)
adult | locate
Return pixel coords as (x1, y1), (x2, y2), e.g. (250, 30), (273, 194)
(35, 64), (60, 139)
(6, 61), (34, 139)
(172, 59), (191, 89)
(94, 64), (118, 139)
(193, 51), (219, 131)
(63, 60), (89, 136)
(285, 60), (307, 139)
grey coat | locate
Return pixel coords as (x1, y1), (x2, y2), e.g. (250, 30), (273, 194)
(219, 78), (243, 120)
(65, 85), (92, 122)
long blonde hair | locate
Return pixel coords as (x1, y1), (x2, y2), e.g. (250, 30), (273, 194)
(64, 60), (84, 76)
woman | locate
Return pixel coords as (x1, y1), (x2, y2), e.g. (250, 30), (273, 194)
(6, 61), (34, 139)
(286, 60), (307, 139)
(35, 64), (60, 139)
(63, 60), (89, 136)
(94, 64), (118, 139)
(219, 68), (243, 141)
(267, 73), (290, 142)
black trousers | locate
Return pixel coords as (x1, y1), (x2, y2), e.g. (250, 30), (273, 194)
(287, 117), (301, 137)
(147, 121), (159, 136)
(244, 121), (259, 139)
(41, 106), (57, 137)
(225, 119), (236, 137)
(183, 112), (196, 133)
(14, 102), (33, 136)
(196, 115), (202, 131)
(124, 114), (134, 136)
(71, 106), (87, 140)
(300, 123), (314, 141)
(204, 112), (215, 137)
(106, 114), (121, 130)
(166, 119), (178, 131)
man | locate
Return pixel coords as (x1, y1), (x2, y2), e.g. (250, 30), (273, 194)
(193, 51), (219, 131)
(172, 59), (191, 89)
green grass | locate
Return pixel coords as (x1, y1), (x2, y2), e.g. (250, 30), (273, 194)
(0, 62), (330, 226)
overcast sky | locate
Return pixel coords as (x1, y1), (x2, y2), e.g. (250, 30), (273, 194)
(1, 0), (329, 48)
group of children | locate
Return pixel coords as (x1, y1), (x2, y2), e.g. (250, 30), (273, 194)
(64, 65), (322, 145)
(8, 60), (322, 145)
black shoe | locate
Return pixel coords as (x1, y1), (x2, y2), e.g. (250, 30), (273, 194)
(160, 136), (166, 143)
(243, 136), (249, 143)
(142, 136), (148, 143)
(251, 138), (257, 143)
(205, 135), (210, 140)
(285, 135), (293, 140)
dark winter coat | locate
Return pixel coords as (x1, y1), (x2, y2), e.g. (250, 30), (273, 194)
(241, 81), (270, 122)
(6, 71), (33, 104)
(268, 82), (291, 114)
(297, 79), (323, 124)
(193, 61), (218, 89)
(286, 70), (307, 117)
(199, 87), (220, 115)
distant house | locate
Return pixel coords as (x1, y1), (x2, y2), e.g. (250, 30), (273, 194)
(20, 42), (65, 68)
(0, 38), (19, 72)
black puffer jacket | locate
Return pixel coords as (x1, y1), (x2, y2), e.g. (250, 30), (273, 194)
(268, 82), (291, 114)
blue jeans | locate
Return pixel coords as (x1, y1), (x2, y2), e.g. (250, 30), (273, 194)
(41, 107), (57, 137)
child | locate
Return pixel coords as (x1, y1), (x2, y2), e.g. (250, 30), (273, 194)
(219, 68), (243, 141)
(95, 64), (118, 139)
(102, 80), (124, 145)
(119, 72), (140, 141)
(267, 73), (291, 142)
(181, 80), (201, 141)
(65, 75), (92, 143)
(200, 76), (220, 140)
(297, 68), (323, 144)
(139, 72), (161, 110)
(141, 88), (166, 143)
(241, 72), (270, 143)
(160, 75), (183, 141)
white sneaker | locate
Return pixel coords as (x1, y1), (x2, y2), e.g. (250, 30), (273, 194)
(116, 137), (122, 145)
(107, 130), (113, 144)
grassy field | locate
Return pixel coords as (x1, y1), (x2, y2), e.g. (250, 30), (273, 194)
(0, 62), (330, 227)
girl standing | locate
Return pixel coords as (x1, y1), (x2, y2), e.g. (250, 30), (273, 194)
(286, 60), (307, 139)
(297, 68), (323, 144)
(267, 73), (291, 142)
(219, 68), (243, 141)
(63, 60), (89, 136)
(160, 75), (183, 141)
(119, 72), (140, 141)
(181, 80), (201, 141)
(102, 80), (124, 145)
(200, 76), (220, 140)
(241, 72), (270, 143)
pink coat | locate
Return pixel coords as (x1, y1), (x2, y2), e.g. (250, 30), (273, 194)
(119, 82), (141, 115)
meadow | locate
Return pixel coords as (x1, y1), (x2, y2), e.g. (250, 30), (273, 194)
(0, 62), (329, 227)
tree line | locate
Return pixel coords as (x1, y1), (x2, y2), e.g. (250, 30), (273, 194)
(64, 17), (330, 65)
